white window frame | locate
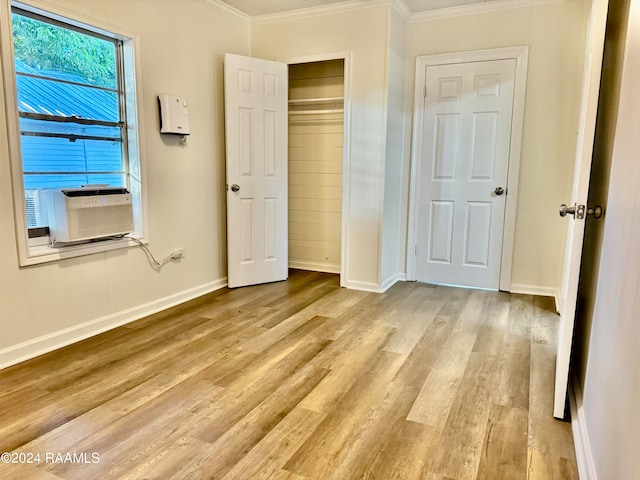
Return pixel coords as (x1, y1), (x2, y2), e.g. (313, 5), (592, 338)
(0, 0), (148, 266)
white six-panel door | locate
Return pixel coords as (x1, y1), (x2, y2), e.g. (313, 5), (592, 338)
(416, 59), (516, 290)
(224, 53), (288, 288)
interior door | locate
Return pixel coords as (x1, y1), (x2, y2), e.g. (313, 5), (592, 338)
(224, 53), (288, 288)
(416, 59), (516, 290)
(553, 0), (609, 418)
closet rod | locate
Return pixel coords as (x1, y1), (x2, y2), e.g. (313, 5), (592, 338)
(289, 118), (343, 124)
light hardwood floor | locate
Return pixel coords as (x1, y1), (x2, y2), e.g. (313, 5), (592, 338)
(0, 270), (578, 479)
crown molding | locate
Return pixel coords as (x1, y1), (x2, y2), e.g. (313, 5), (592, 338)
(218, 0), (565, 26)
(17, 0), (565, 26)
(410, 0), (565, 23)
(195, 0), (251, 22)
(251, 0), (394, 26)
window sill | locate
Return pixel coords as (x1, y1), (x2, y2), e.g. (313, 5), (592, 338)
(21, 235), (145, 266)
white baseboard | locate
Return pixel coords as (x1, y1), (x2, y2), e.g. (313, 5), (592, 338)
(345, 279), (383, 293)
(509, 283), (560, 312)
(346, 273), (407, 293)
(0, 278), (228, 370)
(380, 272), (407, 292)
(289, 260), (341, 274)
(569, 372), (598, 480)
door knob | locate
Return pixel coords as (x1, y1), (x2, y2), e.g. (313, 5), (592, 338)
(559, 204), (576, 217)
(587, 205), (603, 218)
(559, 203), (603, 219)
(230, 184), (240, 192)
(494, 187), (505, 196)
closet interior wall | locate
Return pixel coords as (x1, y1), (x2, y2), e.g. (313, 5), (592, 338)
(288, 59), (345, 274)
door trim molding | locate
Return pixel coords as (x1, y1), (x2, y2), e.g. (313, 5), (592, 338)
(278, 50), (353, 288)
(406, 45), (529, 291)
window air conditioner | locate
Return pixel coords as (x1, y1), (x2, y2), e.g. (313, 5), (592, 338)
(25, 189), (46, 227)
(44, 187), (134, 243)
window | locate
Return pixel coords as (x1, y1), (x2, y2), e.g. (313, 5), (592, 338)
(3, 3), (144, 265)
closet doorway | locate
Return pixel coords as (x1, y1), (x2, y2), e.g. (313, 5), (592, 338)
(287, 56), (348, 284)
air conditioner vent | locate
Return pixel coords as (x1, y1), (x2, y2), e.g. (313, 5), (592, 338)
(61, 187), (130, 197)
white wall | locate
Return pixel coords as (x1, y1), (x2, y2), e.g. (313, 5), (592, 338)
(380, 6), (409, 289)
(406, 0), (590, 294)
(251, 5), (391, 291)
(0, 0), (250, 364)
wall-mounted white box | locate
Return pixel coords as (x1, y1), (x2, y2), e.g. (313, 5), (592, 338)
(158, 94), (190, 135)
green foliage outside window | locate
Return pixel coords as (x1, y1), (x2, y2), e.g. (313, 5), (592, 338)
(11, 13), (117, 89)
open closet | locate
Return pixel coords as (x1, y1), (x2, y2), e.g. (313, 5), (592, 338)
(287, 59), (345, 274)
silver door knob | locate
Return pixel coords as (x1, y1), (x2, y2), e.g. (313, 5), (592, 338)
(494, 187), (505, 196)
(587, 205), (603, 218)
(559, 204), (575, 217)
(230, 184), (240, 192)
(560, 203), (603, 219)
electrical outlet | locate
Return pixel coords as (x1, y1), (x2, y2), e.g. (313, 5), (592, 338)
(171, 248), (185, 259)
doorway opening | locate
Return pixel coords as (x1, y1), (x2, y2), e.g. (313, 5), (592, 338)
(287, 58), (346, 281)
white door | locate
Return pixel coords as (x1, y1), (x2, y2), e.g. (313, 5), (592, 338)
(553, 0), (609, 418)
(416, 59), (516, 289)
(224, 53), (288, 288)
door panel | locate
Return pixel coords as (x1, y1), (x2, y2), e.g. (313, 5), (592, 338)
(430, 200), (454, 263)
(416, 59), (516, 289)
(433, 114), (459, 179)
(464, 202), (492, 267)
(224, 53), (288, 288)
(471, 112), (498, 179)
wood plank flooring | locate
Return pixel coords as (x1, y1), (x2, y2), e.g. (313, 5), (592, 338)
(0, 270), (578, 479)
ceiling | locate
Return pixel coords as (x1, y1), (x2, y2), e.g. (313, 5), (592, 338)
(219, 0), (493, 17)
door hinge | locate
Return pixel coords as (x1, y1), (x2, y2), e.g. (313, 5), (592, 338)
(423, 84), (426, 98)
(415, 244), (418, 256)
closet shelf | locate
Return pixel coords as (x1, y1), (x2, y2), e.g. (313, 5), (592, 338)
(289, 109), (344, 115)
(288, 96), (343, 106)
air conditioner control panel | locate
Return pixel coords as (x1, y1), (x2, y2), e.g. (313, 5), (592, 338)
(67, 194), (132, 209)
